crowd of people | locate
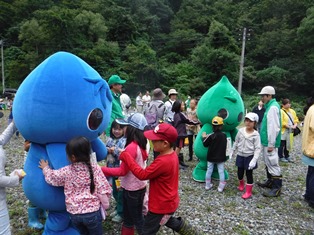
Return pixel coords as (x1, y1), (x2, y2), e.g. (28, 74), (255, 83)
(1, 75), (314, 235)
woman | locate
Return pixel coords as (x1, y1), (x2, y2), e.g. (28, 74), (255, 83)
(302, 94), (314, 208)
(279, 98), (299, 162)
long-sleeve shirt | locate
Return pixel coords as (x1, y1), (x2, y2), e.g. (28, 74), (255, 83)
(43, 161), (112, 214)
(0, 123), (19, 212)
(281, 108), (299, 134)
(173, 112), (199, 137)
(302, 104), (314, 159)
(203, 130), (227, 163)
(260, 99), (281, 147)
(120, 151), (179, 214)
(101, 141), (148, 191)
(232, 127), (261, 159)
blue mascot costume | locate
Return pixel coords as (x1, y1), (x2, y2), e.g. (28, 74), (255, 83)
(13, 52), (112, 234)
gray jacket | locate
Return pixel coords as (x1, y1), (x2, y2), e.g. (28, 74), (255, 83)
(0, 122), (19, 212)
(231, 127), (261, 160)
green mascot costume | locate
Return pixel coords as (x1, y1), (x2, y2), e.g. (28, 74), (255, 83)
(193, 75), (244, 182)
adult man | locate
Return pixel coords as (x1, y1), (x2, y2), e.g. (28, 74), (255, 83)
(164, 88), (178, 124)
(142, 91), (151, 110)
(105, 75), (126, 136)
(257, 86), (282, 197)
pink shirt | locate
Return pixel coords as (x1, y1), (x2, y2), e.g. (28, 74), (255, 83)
(43, 162), (111, 214)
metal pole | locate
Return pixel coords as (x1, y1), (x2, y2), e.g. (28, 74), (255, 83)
(238, 27), (246, 95)
(0, 40), (4, 95)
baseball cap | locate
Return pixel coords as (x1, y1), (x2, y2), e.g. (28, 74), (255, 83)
(245, 112), (259, 122)
(144, 123), (178, 143)
(168, 88), (178, 96)
(212, 116), (224, 125)
(258, 86), (275, 95)
(108, 75), (126, 85)
(115, 113), (147, 131)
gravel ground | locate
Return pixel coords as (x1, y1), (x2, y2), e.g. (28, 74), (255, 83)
(2, 110), (314, 235)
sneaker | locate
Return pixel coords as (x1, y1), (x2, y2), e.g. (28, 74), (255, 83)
(205, 183), (213, 190)
(286, 157), (294, 163)
(112, 214), (123, 223)
(279, 158), (288, 162)
(109, 210), (117, 217)
(218, 182), (226, 192)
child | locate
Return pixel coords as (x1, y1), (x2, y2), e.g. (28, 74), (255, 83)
(39, 136), (112, 235)
(202, 116), (227, 192)
(105, 120), (126, 223)
(231, 112), (261, 199)
(0, 121), (25, 235)
(119, 123), (203, 235)
(186, 98), (200, 161)
(172, 100), (200, 168)
(101, 113), (148, 235)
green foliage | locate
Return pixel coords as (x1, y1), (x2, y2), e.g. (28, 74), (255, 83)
(0, 0), (313, 99)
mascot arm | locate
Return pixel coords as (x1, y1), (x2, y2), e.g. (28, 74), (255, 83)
(101, 162), (129, 177)
(91, 138), (107, 161)
(230, 128), (238, 142)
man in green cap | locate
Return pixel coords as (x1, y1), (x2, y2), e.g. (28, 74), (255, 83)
(106, 74), (126, 136)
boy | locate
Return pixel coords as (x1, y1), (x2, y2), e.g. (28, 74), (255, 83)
(119, 123), (203, 235)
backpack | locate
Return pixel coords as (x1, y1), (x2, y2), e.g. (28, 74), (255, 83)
(144, 102), (164, 129)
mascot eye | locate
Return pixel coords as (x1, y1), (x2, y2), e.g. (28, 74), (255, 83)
(88, 108), (103, 130)
(217, 109), (228, 119)
(238, 112), (244, 122)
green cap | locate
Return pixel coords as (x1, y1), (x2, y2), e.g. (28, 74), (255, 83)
(108, 75), (126, 85)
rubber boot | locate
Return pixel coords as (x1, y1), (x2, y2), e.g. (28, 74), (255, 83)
(263, 176), (282, 197)
(257, 168), (273, 188)
(179, 153), (188, 167)
(238, 179), (245, 191)
(121, 225), (135, 235)
(242, 184), (253, 199)
(217, 181), (226, 192)
(27, 207), (44, 230)
(177, 217), (204, 235)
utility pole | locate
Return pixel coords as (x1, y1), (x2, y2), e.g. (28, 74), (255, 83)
(238, 27), (247, 95)
(0, 40), (4, 95)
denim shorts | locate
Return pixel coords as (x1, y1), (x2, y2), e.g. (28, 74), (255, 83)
(70, 209), (103, 235)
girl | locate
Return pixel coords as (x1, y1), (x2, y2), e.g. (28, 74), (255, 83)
(172, 100), (199, 168)
(186, 98), (200, 161)
(231, 112), (261, 199)
(101, 113), (148, 235)
(106, 120), (126, 223)
(0, 121), (24, 235)
(202, 116), (227, 192)
(39, 136), (112, 235)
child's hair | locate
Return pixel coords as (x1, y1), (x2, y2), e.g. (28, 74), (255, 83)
(110, 120), (125, 139)
(66, 136), (95, 194)
(125, 125), (147, 150)
(171, 100), (183, 113)
(212, 125), (223, 132)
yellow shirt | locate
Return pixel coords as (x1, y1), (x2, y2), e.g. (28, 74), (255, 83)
(280, 108), (299, 134)
(302, 105), (314, 158)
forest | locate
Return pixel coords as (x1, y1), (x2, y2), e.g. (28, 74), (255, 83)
(0, 0), (314, 103)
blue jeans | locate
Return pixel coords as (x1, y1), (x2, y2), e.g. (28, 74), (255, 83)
(206, 162), (225, 182)
(70, 209), (103, 235)
(123, 187), (146, 234)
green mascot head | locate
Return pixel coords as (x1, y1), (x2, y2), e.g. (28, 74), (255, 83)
(193, 75), (244, 182)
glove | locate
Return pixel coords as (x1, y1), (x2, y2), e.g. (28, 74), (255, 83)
(248, 158), (257, 170)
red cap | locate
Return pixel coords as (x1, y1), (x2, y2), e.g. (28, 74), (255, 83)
(144, 123), (178, 143)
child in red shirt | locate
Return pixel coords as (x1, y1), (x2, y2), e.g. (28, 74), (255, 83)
(120, 123), (203, 235)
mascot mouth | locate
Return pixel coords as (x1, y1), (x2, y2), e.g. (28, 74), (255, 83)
(225, 122), (234, 126)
